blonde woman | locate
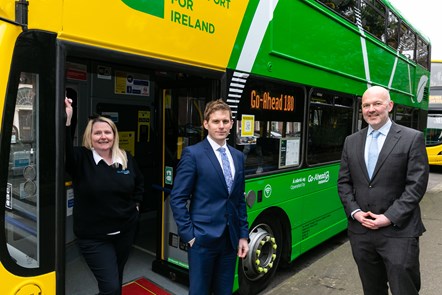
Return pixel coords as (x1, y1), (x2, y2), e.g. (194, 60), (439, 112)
(65, 98), (144, 295)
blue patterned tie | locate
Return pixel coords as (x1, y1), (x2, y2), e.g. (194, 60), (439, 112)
(367, 130), (381, 179)
(218, 147), (233, 192)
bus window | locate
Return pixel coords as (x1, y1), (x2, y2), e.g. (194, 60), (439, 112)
(233, 74), (306, 175)
(317, 0), (430, 69)
(426, 114), (442, 146)
(361, 0), (386, 42)
(317, 0), (356, 23)
(6, 72), (39, 268)
(417, 37), (430, 69)
(307, 90), (354, 165)
(430, 61), (442, 87)
(393, 105), (419, 129)
(399, 23), (416, 60)
(386, 10), (399, 50)
(236, 120), (302, 175)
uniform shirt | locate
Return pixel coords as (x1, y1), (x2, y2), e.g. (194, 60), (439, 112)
(65, 126), (144, 238)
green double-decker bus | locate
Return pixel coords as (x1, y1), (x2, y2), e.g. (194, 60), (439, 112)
(0, 0), (430, 294)
(158, 1), (431, 294)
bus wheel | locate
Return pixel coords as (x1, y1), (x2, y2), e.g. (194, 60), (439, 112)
(238, 217), (282, 294)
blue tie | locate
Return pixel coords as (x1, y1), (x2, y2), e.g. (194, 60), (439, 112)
(367, 130), (381, 179)
(218, 147), (233, 192)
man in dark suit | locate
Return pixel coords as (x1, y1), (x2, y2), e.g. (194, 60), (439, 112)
(338, 86), (429, 295)
(170, 99), (249, 295)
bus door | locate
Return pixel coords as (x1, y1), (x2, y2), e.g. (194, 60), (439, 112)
(64, 61), (156, 294)
(1, 32), (59, 294)
(152, 77), (219, 282)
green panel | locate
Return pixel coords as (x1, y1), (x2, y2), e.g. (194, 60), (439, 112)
(228, 0), (430, 109)
(271, 1), (365, 83)
(245, 163), (346, 259)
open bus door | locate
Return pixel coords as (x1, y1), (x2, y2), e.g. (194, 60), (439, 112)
(0, 32), (60, 294)
(63, 60), (160, 294)
(153, 78), (219, 283)
(63, 63), (220, 293)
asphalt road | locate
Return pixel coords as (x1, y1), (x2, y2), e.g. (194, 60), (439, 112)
(260, 169), (442, 295)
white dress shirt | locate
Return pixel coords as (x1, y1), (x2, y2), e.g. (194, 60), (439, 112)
(206, 136), (236, 179)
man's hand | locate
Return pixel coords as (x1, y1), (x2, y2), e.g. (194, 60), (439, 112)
(237, 238), (249, 258)
(354, 211), (391, 229)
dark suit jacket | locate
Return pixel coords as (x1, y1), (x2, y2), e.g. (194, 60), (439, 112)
(338, 122), (429, 237)
(170, 138), (249, 249)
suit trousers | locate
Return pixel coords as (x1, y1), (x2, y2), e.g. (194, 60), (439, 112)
(348, 229), (420, 295)
(77, 226), (137, 295)
(188, 228), (236, 295)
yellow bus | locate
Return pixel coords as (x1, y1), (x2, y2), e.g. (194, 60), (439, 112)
(1, 0), (430, 294)
(426, 60), (442, 165)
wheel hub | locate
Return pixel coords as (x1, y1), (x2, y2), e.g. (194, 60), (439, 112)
(242, 224), (277, 280)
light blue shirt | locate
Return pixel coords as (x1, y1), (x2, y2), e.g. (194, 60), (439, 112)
(364, 119), (392, 166)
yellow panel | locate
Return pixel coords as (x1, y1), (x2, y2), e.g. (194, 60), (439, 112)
(0, 23), (22, 128)
(27, 0), (63, 30)
(57, 0), (249, 70)
(0, 265), (56, 295)
(0, 1), (16, 20)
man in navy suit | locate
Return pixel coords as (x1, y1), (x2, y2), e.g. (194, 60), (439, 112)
(338, 86), (429, 295)
(170, 99), (249, 295)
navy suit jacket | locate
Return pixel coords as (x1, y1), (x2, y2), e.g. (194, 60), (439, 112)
(338, 122), (429, 237)
(170, 138), (249, 249)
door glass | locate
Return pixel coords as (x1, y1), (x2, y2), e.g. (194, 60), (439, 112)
(162, 87), (211, 271)
(5, 72), (40, 268)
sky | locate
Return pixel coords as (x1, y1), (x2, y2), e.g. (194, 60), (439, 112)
(388, 0), (441, 60)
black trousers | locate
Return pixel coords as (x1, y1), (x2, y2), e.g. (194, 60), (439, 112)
(349, 230), (421, 295)
(77, 226), (137, 295)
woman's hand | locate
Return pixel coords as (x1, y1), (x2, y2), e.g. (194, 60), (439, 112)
(65, 98), (73, 126)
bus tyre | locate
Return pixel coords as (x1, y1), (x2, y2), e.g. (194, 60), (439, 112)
(238, 216), (282, 295)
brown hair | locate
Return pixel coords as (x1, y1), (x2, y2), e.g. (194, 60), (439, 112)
(203, 99), (232, 121)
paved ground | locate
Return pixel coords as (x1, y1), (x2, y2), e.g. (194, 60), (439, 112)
(261, 171), (442, 295)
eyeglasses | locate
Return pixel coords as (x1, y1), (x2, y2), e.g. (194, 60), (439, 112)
(361, 101), (386, 110)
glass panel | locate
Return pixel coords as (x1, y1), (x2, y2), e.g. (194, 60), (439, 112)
(236, 120), (302, 175)
(5, 72), (39, 268)
(394, 105), (418, 129)
(361, 0), (386, 41)
(426, 115), (442, 146)
(233, 72), (305, 175)
(386, 11), (399, 49)
(399, 23), (416, 60)
(416, 38), (429, 69)
(430, 62), (442, 87)
(317, 0), (356, 23)
(308, 91), (354, 165)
